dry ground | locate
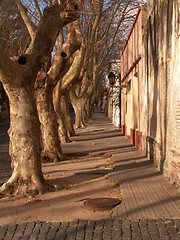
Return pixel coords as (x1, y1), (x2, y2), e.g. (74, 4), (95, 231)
(0, 154), (122, 225)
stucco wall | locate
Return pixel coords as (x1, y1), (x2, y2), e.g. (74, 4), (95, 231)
(121, 6), (146, 149)
(142, 0), (180, 189)
(165, 0), (180, 188)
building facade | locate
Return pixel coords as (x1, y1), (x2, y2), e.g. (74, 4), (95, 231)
(121, 0), (180, 190)
(121, 6), (147, 150)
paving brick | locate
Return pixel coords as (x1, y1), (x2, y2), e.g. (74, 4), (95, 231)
(47, 222), (61, 240)
(139, 219), (151, 240)
(112, 219), (122, 239)
(38, 222), (51, 240)
(103, 219), (112, 240)
(84, 220), (95, 240)
(54, 222), (68, 240)
(147, 219), (159, 239)
(112, 219), (121, 229)
(3, 224), (17, 240)
(76, 220), (87, 240)
(92, 220), (104, 240)
(20, 223), (35, 240)
(122, 219), (131, 240)
(164, 219), (180, 240)
(29, 222), (42, 240)
(173, 219), (180, 234)
(0, 225), (8, 240)
(66, 226), (76, 240)
(12, 223), (26, 240)
(155, 219), (170, 240)
(66, 220), (79, 240)
(131, 219), (141, 239)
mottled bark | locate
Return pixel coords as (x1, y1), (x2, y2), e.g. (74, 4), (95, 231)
(85, 87), (97, 119)
(36, 21), (82, 155)
(84, 99), (93, 120)
(35, 75), (63, 162)
(1, 83), (48, 197)
(69, 69), (94, 129)
(57, 111), (71, 143)
(70, 90), (86, 129)
(84, 66), (99, 119)
(53, 86), (71, 143)
(53, 39), (85, 141)
(61, 94), (75, 137)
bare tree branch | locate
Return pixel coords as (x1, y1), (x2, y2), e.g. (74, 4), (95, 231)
(98, 0), (123, 44)
(47, 20), (83, 86)
(33, 0), (42, 19)
(98, 0), (131, 67)
(25, 1), (80, 72)
(61, 41), (85, 92)
(16, 0), (36, 41)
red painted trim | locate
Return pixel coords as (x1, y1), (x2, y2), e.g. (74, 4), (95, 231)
(122, 127), (142, 151)
(139, 132), (142, 151)
(125, 126), (127, 137)
(121, 7), (142, 56)
(121, 125), (125, 135)
(134, 130), (142, 151)
(135, 130), (139, 149)
(121, 55), (141, 83)
(130, 128), (135, 145)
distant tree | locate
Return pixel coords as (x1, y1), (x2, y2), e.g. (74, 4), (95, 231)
(53, 31), (85, 142)
(0, 0), (30, 56)
(70, 0), (143, 127)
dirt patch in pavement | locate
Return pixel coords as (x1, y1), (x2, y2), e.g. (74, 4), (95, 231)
(0, 154), (122, 225)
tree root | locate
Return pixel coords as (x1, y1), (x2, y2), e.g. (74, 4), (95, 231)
(74, 122), (86, 129)
(0, 173), (55, 199)
(42, 151), (65, 163)
(59, 135), (72, 144)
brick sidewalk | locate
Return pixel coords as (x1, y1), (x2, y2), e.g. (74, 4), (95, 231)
(63, 112), (180, 219)
(0, 112), (180, 239)
(0, 219), (180, 240)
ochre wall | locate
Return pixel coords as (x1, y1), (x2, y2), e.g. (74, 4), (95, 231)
(142, 0), (180, 189)
(121, 6), (146, 150)
(121, 0), (180, 190)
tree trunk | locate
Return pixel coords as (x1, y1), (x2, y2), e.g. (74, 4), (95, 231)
(87, 93), (96, 118)
(37, 21), (82, 146)
(73, 105), (86, 129)
(61, 93), (75, 137)
(1, 84), (49, 197)
(84, 99), (92, 120)
(35, 76), (63, 162)
(57, 113), (71, 143)
(70, 93), (86, 129)
(53, 83), (71, 143)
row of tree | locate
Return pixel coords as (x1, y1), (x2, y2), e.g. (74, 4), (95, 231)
(0, 0), (142, 197)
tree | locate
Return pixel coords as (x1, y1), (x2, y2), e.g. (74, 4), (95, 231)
(35, 20), (83, 161)
(69, 0), (142, 127)
(53, 35), (85, 139)
(0, 0), (80, 197)
(70, 72), (91, 128)
(37, 0), (143, 142)
(14, 0), (83, 161)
